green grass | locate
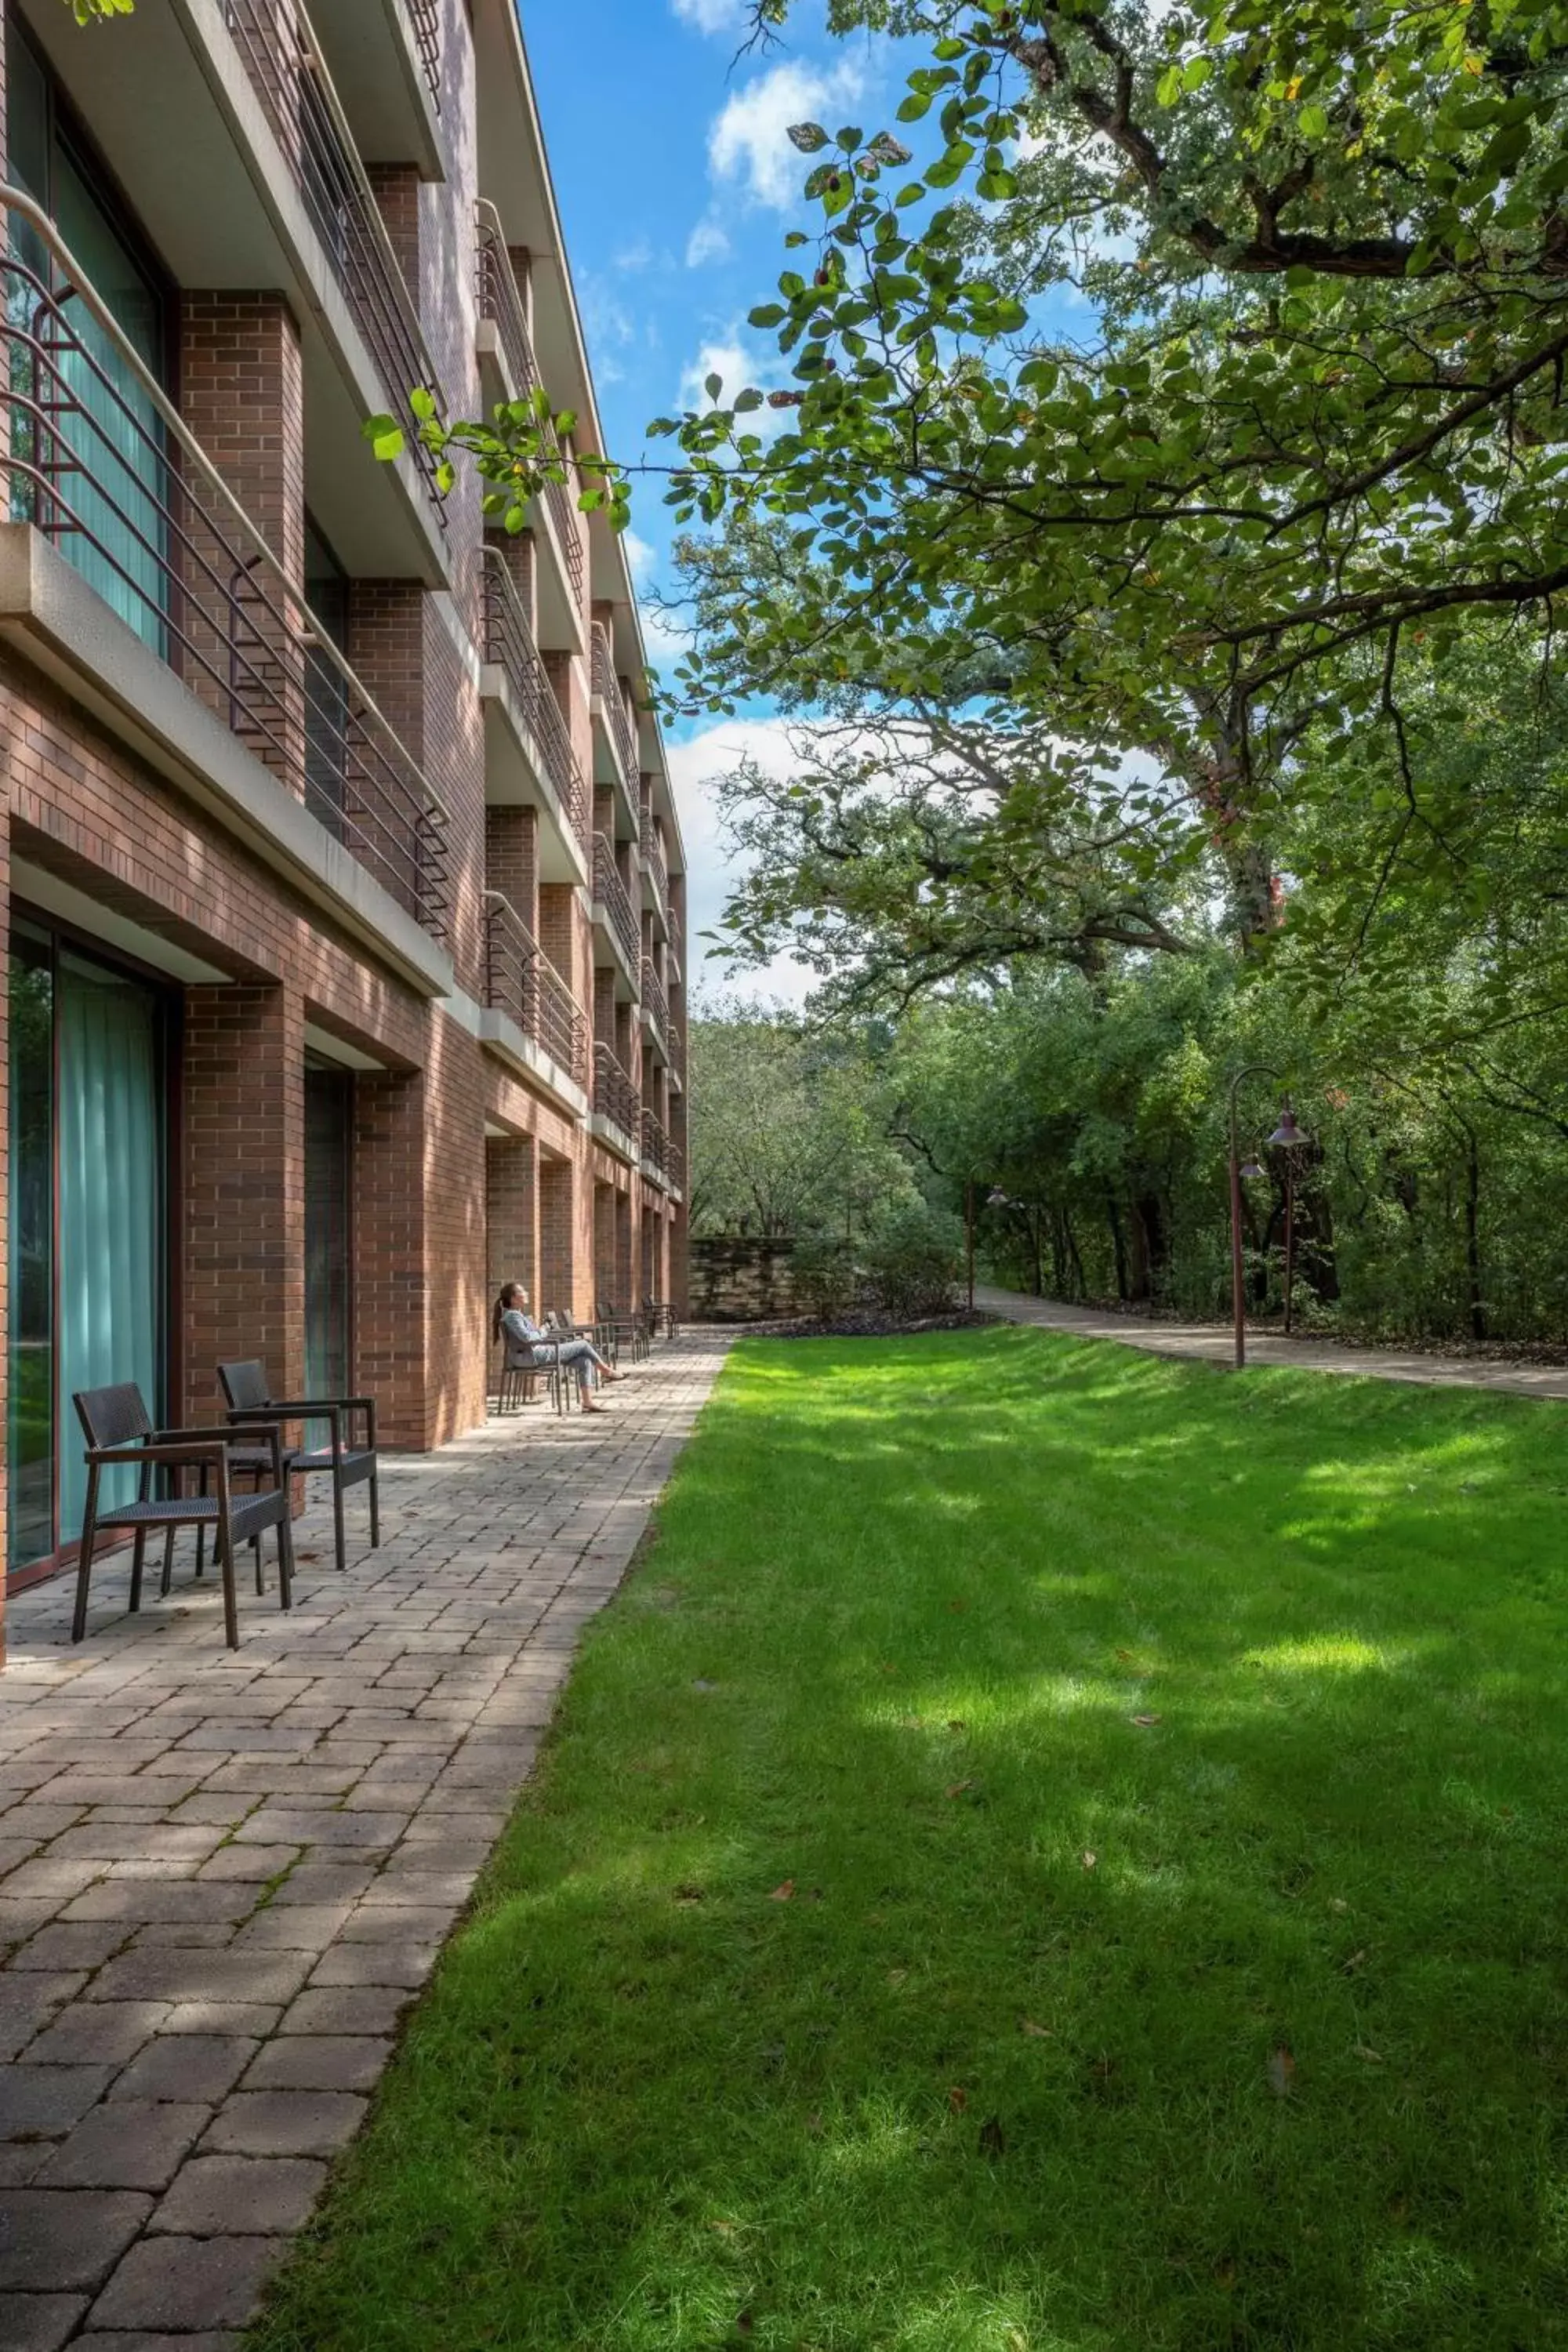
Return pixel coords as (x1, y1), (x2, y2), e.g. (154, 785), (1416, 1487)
(250, 1327), (1568, 2352)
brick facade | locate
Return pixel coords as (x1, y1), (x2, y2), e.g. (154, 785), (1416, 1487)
(0, 0), (687, 1654)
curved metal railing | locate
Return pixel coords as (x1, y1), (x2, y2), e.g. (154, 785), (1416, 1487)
(593, 1041), (639, 1141)
(485, 892), (587, 1083)
(592, 833), (640, 975)
(474, 201), (583, 596)
(224, 0), (446, 521)
(591, 619), (639, 786)
(479, 547), (588, 851)
(0, 187), (448, 937)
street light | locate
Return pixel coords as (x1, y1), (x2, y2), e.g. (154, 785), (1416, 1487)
(1227, 1068), (1311, 1368)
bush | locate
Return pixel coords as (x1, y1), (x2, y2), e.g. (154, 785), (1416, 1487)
(860, 1201), (962, 1320)
(791, 1237), (862, 1323)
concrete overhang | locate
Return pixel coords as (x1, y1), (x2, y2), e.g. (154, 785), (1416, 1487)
(11, 0), (448, 587)
(477, 1007), (590, 1123)
(589, 1112), (639, 1167)
(480, 676), (590, 887)
(0, 524), (454, 1004)
(312, 0), (445, 182)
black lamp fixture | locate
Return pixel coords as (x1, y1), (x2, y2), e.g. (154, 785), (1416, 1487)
(1267, 1102), (1305, 1150)
(1239, 1155), (1265, 1182)
(986, 1187), (1012, 1209)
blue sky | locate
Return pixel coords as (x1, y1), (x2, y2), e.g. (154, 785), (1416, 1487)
(521, 0), (909, 995)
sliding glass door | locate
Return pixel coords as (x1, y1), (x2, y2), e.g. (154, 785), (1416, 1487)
(5, 921), (169, 1586)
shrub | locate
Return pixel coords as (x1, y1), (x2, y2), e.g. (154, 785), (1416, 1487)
(860, 1201), (962, 1320)
(791, 1237), (862, 1323)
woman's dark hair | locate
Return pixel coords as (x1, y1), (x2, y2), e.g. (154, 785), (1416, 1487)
(492, 1282), (524, 1347)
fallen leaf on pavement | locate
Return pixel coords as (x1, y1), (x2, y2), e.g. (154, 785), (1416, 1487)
(768, 1879), (795, 1902)
(1267, 2044), (1297, 2097)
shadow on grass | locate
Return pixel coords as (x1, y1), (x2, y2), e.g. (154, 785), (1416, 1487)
(249, 1327), (1568, 2352)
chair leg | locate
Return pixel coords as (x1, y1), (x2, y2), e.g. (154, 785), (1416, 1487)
(160, 1524), (176, 1599)
(217, 1505), (240, 1650)
(368, 1463), (380, 1549)
(129, 1528), (147, 1615)
(71, 1472), (102, 1644)
(332, 1472), (347, 1575)
(276, 1507), (294, 1613)
(253, 1534), (265, 1598)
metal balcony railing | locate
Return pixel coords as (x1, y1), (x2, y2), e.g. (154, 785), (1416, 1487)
(0, 191), (448, 936)
(485, 894), (587, 1084)
(224, 0), (445, 521)
(641, 1106), (684, 1191)
(640, 811), (670, 920)
(593, 1042), (639, 1141)
(404, 0), (441, 103)
(480, 549), (589, 851)
(592, 833), (640, 975)
(641, 956), (670, 1046)
(474, 202), (583, 597)
(591, 621), (639, 786)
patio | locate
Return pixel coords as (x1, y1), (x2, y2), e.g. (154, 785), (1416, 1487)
(0, 1331), (728, 2349)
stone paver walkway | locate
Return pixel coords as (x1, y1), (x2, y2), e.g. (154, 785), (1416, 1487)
(0, 1332), (728, 2350)
(978, 1286), (1568, 1401)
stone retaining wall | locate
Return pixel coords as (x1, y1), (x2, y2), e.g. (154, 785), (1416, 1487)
(689, 1236), (798, 1322)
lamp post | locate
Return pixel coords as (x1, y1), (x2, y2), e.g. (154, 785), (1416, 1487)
(1227, 1068), (1309, 1369)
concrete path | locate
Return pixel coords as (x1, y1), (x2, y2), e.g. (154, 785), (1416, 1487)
(976, 1286), (1568, 1402)
(0, 1331), (729, 2350)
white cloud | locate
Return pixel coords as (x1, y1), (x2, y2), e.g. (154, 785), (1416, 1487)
(672, 0), (742, 31)
(677, 328), (795, 437)
(622, 529), (657, 584)
(685, 216), (731, 268)
(708, 58), (865, 212)
(667, 718), (818, 1007)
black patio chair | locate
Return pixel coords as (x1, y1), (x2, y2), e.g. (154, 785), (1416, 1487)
(597, 1299), (649, 1364)
(643, 1293), (678, 1341)
(71, 1382), (294, 1650)
(216, 1360), (380, 1577)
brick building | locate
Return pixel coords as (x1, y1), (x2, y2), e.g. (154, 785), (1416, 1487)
(0, 0), (689, 1639)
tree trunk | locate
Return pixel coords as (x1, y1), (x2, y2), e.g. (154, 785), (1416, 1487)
(1464, 1129), (1486, 1343)
(1106, 1196), (1129, 1301)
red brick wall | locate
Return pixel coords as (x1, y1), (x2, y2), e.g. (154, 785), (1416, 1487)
(539, 1152), (575, 1319)
(182, 982), (306, 1425)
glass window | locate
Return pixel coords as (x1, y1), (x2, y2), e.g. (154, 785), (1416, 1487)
(7, 927), (54, 1573)
(5, 19), (168, 651)
(304, 1065), (354, 1447)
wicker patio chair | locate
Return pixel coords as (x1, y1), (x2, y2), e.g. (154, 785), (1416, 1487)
(216, 1361), (380, 1577)
(71, 1382), (294, 1650)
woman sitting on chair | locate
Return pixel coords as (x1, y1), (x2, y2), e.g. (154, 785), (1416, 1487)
(492, 1283), (624, 1414)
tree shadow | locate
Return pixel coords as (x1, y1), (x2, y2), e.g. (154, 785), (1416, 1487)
(251, 1327), (1568, 2352)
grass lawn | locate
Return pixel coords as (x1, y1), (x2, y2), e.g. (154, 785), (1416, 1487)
(250, 1327), (1568, 2351)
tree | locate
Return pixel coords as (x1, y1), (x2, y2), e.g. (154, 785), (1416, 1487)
(688, 1000), (912, 1237)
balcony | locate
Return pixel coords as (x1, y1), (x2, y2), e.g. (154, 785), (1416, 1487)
(225, 0), (446, 525)
(310, 0), (444, 180)
(479, 550), (589, 883)
(590, 833), (640, 993)
(590, 620), (640, 828)
(482, 893), (589, 1112)
(640, 957), (673, 1066)
(592, 1042), (640, 1162)
(641, 1105), (684, 1196)
(474, 201), (584, 646)
(640, 811), (670, 935)
(0, 191), (449, 967)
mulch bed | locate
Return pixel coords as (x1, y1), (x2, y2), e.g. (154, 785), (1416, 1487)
(709, 1310), (1000, 1341)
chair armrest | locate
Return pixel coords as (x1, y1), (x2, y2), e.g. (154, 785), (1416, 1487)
(86, 1440), (234, 1468)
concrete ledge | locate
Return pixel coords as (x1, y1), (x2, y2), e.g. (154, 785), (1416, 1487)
(0, 526), (454, 1002)
(477, 1007), (590, 1120)
(589, 1112), (639, 1167)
